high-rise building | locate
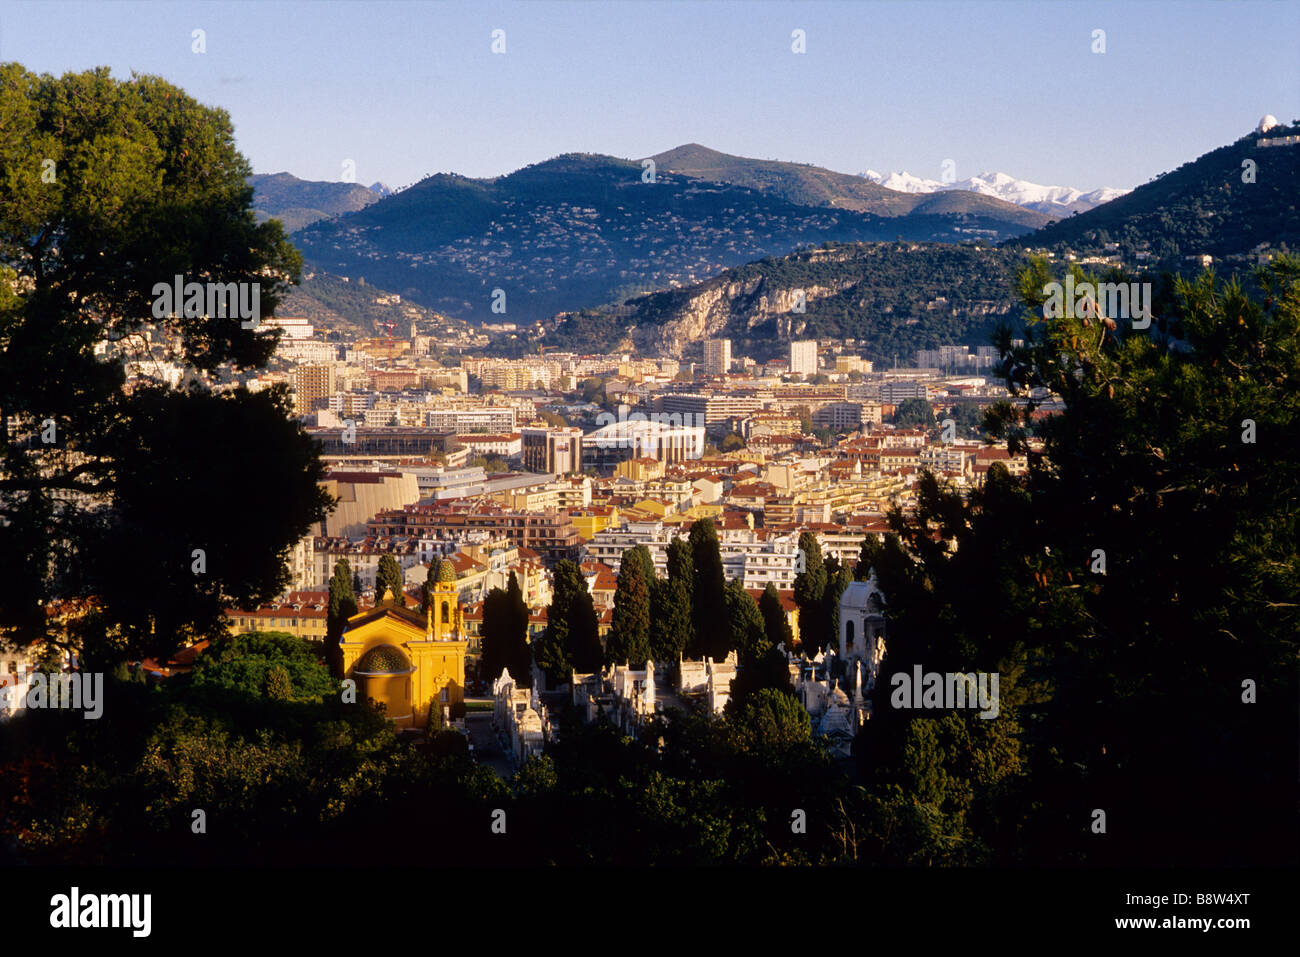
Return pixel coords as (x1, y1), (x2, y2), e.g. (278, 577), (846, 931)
(789, 340), (818, 378)
(294, 364), (336, 416)
(704, 339), (732, 376)
(521, 427), (584, 475)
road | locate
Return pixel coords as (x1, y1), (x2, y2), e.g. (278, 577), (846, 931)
(464, 712), (513, 780)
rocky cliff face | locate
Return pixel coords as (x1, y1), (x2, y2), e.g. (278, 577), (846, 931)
(642, 275), (852, 356)
(546, 241), (1025, 362)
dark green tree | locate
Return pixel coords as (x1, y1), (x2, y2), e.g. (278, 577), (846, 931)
(718, 578), (762, 661)
(628, 544), (656, 600)
(482, 572), (531, 687)
(725, 687), (811, 752)
(759, 582), (793, 651)
(264, 665), (293, 701)
(855, 535), (882, 580)
(375, 555), (405, 606)
(861, 258), (1300, 867)
(326, 559), (359, 677)
(650, 538), (693, 662)
(891, 397), (936, 429)
(943, 401), (986, 438)
(190, 631), (339, 703)
(729, 582), (796, 702)
(666, 536), (693, 595)
(607, 547), (652, 666)
(0, 65), (327, 664)
(421, 559), (437, 613)
(687, 519), (727, 658)
(568, 590), (603, 674)
(535, 560), (602, 683)
(821, 557), (852, 653)
(504, 572), (532, 684)
(793, 532), (827, 653)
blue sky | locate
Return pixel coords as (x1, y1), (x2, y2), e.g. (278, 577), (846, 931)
(3, 0), (1297, 191)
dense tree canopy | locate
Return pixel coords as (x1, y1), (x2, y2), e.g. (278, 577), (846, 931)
(858, 257), (1300, 865)
(0, 65), (329, 663)
(891, 397), (935, 430)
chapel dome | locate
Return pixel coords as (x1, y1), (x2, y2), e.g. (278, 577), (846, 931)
(355, 644), (414, 675)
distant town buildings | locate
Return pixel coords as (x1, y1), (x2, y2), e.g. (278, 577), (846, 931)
(142, 303), (1050, 764)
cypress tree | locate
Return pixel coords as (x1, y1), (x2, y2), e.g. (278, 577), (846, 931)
(608, 546), (652, 667)
(483, 571), (532, 687)
(822, 558), (852, 652)
(568, 589), (603, 674)
(421, 558), (437, 613)
(722, 578), (766, 661)
(759, 582), (793, 651)
(688, 518), (727, 658)
(793, 531), (827, 653)
(375, 554), (405, 606)
(533, 561), (585, 686)
(505, 571), (532, 685)
(326, 559), (358, 678)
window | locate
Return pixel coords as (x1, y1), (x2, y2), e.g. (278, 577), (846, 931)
(846, 619), (855, 650)
(440, 688), (449, 703)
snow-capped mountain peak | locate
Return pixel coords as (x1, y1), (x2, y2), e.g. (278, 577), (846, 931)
(862, 168), (1127, 215)
(863, 169), (944, 194)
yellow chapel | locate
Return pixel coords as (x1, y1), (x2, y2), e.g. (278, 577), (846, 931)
(339, 557), (467, 729)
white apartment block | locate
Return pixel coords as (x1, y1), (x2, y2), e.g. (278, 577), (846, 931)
(426, 407), (516, 433)
(704, 339), (732, 376)
(455, 432), (523, 458)
(277, 339), (339, 364)
(790, 340), (818, 378)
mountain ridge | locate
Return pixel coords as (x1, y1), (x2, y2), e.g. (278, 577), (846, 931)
(286, 148), (1050, 323)
(1011, 121), (1300, 263)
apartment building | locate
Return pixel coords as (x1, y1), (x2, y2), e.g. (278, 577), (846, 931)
(367, 504), (582, 563)
(294, 364), (337, 416)
(521, 426), (584, 474)
(789, 340), (818, 377)
(427, 407), (516, 433)
(704, 338), (732, 376)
